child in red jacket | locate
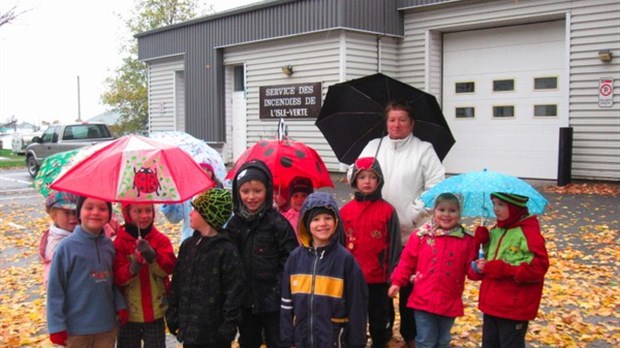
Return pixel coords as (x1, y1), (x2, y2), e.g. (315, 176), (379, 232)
(341, 157), (401, 348)
(113, 203), (176, 348)
(473, 192), (549, 348)
(388, 193), (477, 348)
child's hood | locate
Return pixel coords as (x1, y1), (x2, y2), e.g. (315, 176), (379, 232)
(297, 192), (344, 248)
(350, 157), (384, 193)
(231, 160), (274, 216)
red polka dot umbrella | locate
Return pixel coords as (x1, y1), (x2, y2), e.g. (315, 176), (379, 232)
(226, 138), (334, 190)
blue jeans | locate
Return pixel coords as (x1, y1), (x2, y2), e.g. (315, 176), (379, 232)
(414, 310), (455, 348)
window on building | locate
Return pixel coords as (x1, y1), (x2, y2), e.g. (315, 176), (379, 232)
(493, 79), (514, 92)
(534, 104), (557, 117)
(234, 65), (245, 92)
(455, 107), (475, 118)
(455, 82), (475, 94)
(534, 77), (557, 90)
(493, 106), (514, 118)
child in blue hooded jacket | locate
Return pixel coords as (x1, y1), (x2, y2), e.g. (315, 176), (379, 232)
(281, 192), (368, 348)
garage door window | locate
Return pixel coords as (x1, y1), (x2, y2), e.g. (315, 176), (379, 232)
(455, 82), (475, 94)
(534, 104), (557, 117)
(493, 106), (514, 118)
(534, 77), (558, 90)
(455, 107), (475, 118)
(493, 79), (514, 92)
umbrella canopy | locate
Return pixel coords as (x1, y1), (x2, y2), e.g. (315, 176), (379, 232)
(420, 169), (549, 218)
(33, 141), (115, 197)
(316, 73), (455, 164)
(51, 135), (214, 204)
(34, 149), (81, 197)
(149, 131), (227, 183)
(226, 138), (334, 190)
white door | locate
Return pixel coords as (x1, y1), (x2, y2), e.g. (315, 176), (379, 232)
(232, 65), (247, 160)
(441, 21), (567, 179)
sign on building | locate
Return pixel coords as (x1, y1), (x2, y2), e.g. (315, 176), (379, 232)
(598, 78), (614, 108)
(259, 82), (322, 119)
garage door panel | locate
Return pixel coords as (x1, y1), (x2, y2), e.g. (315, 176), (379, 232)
(442, 21), (566, 179)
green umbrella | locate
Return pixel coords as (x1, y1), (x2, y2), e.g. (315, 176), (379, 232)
(33, 149), (81, 197)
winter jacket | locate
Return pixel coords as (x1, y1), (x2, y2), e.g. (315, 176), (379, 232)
(47, 226), (126, 336)
(478, 215), (549, 321)
(113, 225), (176, 323)
(39, 224), (72, 287)
(225, 160), (299, 314)
(282, 208), (301, 238)
(166, 232), (245, 345)
(281, 192), (369, 348)
(391, 223), (477, 318)
(341, 157), (402, 284)
(356, 134), (445, 244)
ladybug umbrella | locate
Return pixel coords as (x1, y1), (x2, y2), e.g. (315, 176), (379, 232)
(50, 134), (214, 204)
(225, 138), (334, 190)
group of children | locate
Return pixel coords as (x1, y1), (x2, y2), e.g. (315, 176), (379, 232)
(41, 155), (548, 348)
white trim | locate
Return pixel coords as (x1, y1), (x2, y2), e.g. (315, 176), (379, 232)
(562, 12), (571, 127)
(139, 52), (185, 63)
(339, 31), (347, 81)
(424, 30), (431, 92)
(215, 27), (404, 50)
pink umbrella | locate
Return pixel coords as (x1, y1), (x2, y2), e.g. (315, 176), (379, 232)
(51, 134), (214, 204)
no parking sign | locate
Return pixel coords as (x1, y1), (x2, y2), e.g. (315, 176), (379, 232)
(598, 78), (614, 107)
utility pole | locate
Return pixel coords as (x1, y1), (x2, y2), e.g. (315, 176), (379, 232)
(76, 75), (82, 122)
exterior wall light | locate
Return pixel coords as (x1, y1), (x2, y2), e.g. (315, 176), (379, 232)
(598, 50), (613, 62)
(281, 65), (294, 76)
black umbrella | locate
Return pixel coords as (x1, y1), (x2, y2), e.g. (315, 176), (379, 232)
(316, 73), (455, 164)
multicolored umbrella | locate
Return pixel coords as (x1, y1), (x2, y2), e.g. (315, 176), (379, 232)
(33, 141), (114, 197)
(420, 169), (549, 218)
(33, 149), (81, 197)
(226, 138), (334, 189)
(51, 134), (214, 204)
(149, 131), (227, 183)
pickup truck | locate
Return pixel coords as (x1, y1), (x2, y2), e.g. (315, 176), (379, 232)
(25, 123), (115, 177)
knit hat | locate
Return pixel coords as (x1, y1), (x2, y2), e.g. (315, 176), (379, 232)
(288, 176), (314, 197)
(490, 192), (529, 207)
(236, 165), (269, 188)
(45, 190), (80, 214)
(304, 207), (336, 232)
(75, 196), (112, 223)
(191, 188), (233, 231)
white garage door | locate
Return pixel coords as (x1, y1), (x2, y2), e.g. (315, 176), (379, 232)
(441, 21), (567, 179)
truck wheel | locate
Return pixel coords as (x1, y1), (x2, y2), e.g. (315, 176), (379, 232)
(27, 156), (39, 178)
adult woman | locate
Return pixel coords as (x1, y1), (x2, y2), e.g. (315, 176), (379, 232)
(354, 100), (445, 348)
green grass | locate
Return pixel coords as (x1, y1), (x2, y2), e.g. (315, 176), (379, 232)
(0, 149), (26, 168)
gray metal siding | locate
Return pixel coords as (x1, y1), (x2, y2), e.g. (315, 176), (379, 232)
(137, 0), (403, 143)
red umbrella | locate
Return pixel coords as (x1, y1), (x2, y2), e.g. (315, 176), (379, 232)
(226, 138), (333, 189)
(51, 134), (214, 204)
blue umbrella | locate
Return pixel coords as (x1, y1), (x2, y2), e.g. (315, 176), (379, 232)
(420, 169), (549, 218)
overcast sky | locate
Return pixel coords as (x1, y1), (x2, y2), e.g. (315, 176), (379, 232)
(0, 0), (260, 126)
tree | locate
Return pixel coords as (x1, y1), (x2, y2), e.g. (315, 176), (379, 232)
(0, 4), (28, 28)
(102, 0), (213, 134)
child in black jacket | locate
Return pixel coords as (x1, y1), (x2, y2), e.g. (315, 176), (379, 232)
(224, 160), (298, 348)
(166, 188), (244, 347)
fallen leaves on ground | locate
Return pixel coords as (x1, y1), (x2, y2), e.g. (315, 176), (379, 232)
(1, 195), (619, 347)
(544, 183), (620, 196)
